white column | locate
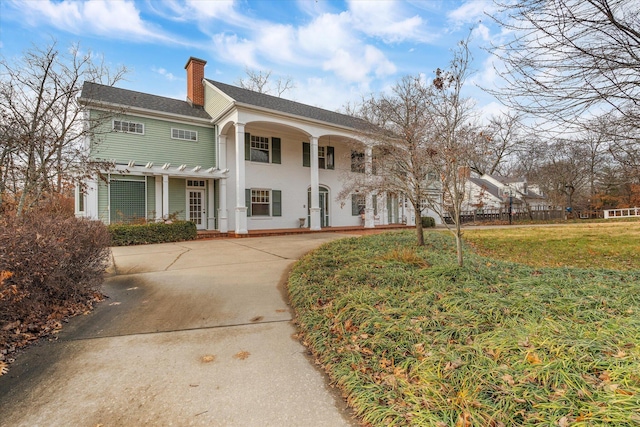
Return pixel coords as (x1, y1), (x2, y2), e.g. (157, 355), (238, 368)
(85, 176), (99, 221)
(155, 176), (162, 222)
(219, 178), (228, 232)
(207, 178), (215, 230)
(218, 134), (229, 232)
(235, 123), (248, 234)
(162, 175), (169, 219)
(309, 136), (321, 231)
(364, 146), (375, 228)
(218, 134), (227, 169)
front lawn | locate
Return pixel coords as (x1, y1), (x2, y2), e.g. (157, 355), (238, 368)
(288, 229), (640, 426)
(465, 222), (640, 271)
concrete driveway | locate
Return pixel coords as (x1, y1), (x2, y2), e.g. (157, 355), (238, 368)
(0, 233), (360, 427)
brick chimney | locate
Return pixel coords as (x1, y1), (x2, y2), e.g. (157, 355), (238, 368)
(185, 57), (206, 107)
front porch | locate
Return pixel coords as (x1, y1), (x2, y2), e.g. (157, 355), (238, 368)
(197, 223), (413, 239)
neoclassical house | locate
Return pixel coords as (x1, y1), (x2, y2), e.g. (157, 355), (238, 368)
(76, 57), (428, 234)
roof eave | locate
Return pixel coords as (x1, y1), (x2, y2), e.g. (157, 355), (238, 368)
(232, 101), (360, 132)
(78, 97), (212, 125)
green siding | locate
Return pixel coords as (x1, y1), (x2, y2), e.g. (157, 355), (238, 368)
(169, 178), (186, 220)
(90, 110), (215, 168)
(110, 180), (146, 223)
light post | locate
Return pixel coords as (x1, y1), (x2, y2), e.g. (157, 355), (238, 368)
(509, 191), (513, 225)
(564, 184), (574, 219)
(503, 188), (514, 225)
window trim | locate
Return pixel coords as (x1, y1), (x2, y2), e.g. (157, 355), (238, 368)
(186, 179), (206, 188)
(352, 194), (365, 216)
(246, 188), (282, 217)
(113, 120), (144, 135)
(250, 135), (270, 163)
(171, 128), (198, 141)
(303, 143), (334, 169)
(251, 188), (271, 216)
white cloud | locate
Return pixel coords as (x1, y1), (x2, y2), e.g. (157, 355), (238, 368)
(211, 33), (259, 69)
(256, 23), (298, 64)
(208, 9), (397, 84)
(473, 23), (491, 42)
(448, 0), (496, 25)
(152, 67), (179, 81)
(348, 0), (431, 43)
(11, 0), (173, 43)
(185, 0), (235, 18)
(322, 45), (396, 83)
(297, 11), (357, 63)
(294, 76), (365, 112)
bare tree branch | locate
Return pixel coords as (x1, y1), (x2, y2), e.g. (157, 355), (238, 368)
(0, 41), (128, 216)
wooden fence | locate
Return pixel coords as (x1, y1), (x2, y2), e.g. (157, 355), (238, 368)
(444, 208), (566, 224)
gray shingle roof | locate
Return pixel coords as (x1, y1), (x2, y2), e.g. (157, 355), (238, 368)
(469, 177), (502, 199)
(207, 79), (367, 130)
(469, 176), (545, 200)
(79, 82), (211, 120)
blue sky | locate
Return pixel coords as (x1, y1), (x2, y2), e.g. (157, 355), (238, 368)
(0, 0), (506, 117)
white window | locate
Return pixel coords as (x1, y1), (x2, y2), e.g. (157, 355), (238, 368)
(172, 128), (198, 141)
(250, 135), (270, 163)
(319, 146), (328, 169)
(251, 189), (271, 216)
(113, 120), (144, 134)
(187, 180), (205, 187)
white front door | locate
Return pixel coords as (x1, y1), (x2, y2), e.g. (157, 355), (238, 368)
(188, 189), (206, 229)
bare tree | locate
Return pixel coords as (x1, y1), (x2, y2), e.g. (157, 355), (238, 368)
(0, 41), (127, 216)
(490, 0), (640, 126)
(532, 139), (590, 212)
(470, 111), (524, 177)
(236, 67), (295, 97)
(340, 75), (441, 247)
(342, 39), (479, 266)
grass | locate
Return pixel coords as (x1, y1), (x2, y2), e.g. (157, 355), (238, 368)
(288, 226), (640, 426)
(464, 222), (640, 271)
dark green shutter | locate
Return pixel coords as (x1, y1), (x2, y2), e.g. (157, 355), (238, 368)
(373, 195), (378, 216)
(302, 142), (310, 167)
(352, 194), (359, 216)
(272, 190), (282, 216)
(272, 137), (281, 164)
(244, 133), (250, 161)
(327, 146), (335, 170)
(245, 188), (252, 217)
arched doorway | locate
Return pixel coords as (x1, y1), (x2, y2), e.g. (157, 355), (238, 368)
(308, 186), (330, 228)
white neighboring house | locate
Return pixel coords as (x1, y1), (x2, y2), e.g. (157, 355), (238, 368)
(76, 57), (431, 234)
(464, 174), (549, 212)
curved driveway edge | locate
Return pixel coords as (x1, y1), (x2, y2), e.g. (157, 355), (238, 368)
(0, 233), (360, 427)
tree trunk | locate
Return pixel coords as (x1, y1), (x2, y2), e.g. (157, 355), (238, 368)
(455, 225), (463, 267)
(415, 220), (424, 246)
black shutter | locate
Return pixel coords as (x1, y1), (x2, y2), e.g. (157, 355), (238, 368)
(245, 188), (252, 217)
(272, 190), (282, 216)
(244, 133), (250, 161)
(302, 142), (310, 167)
(272, 137), (281, 164)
